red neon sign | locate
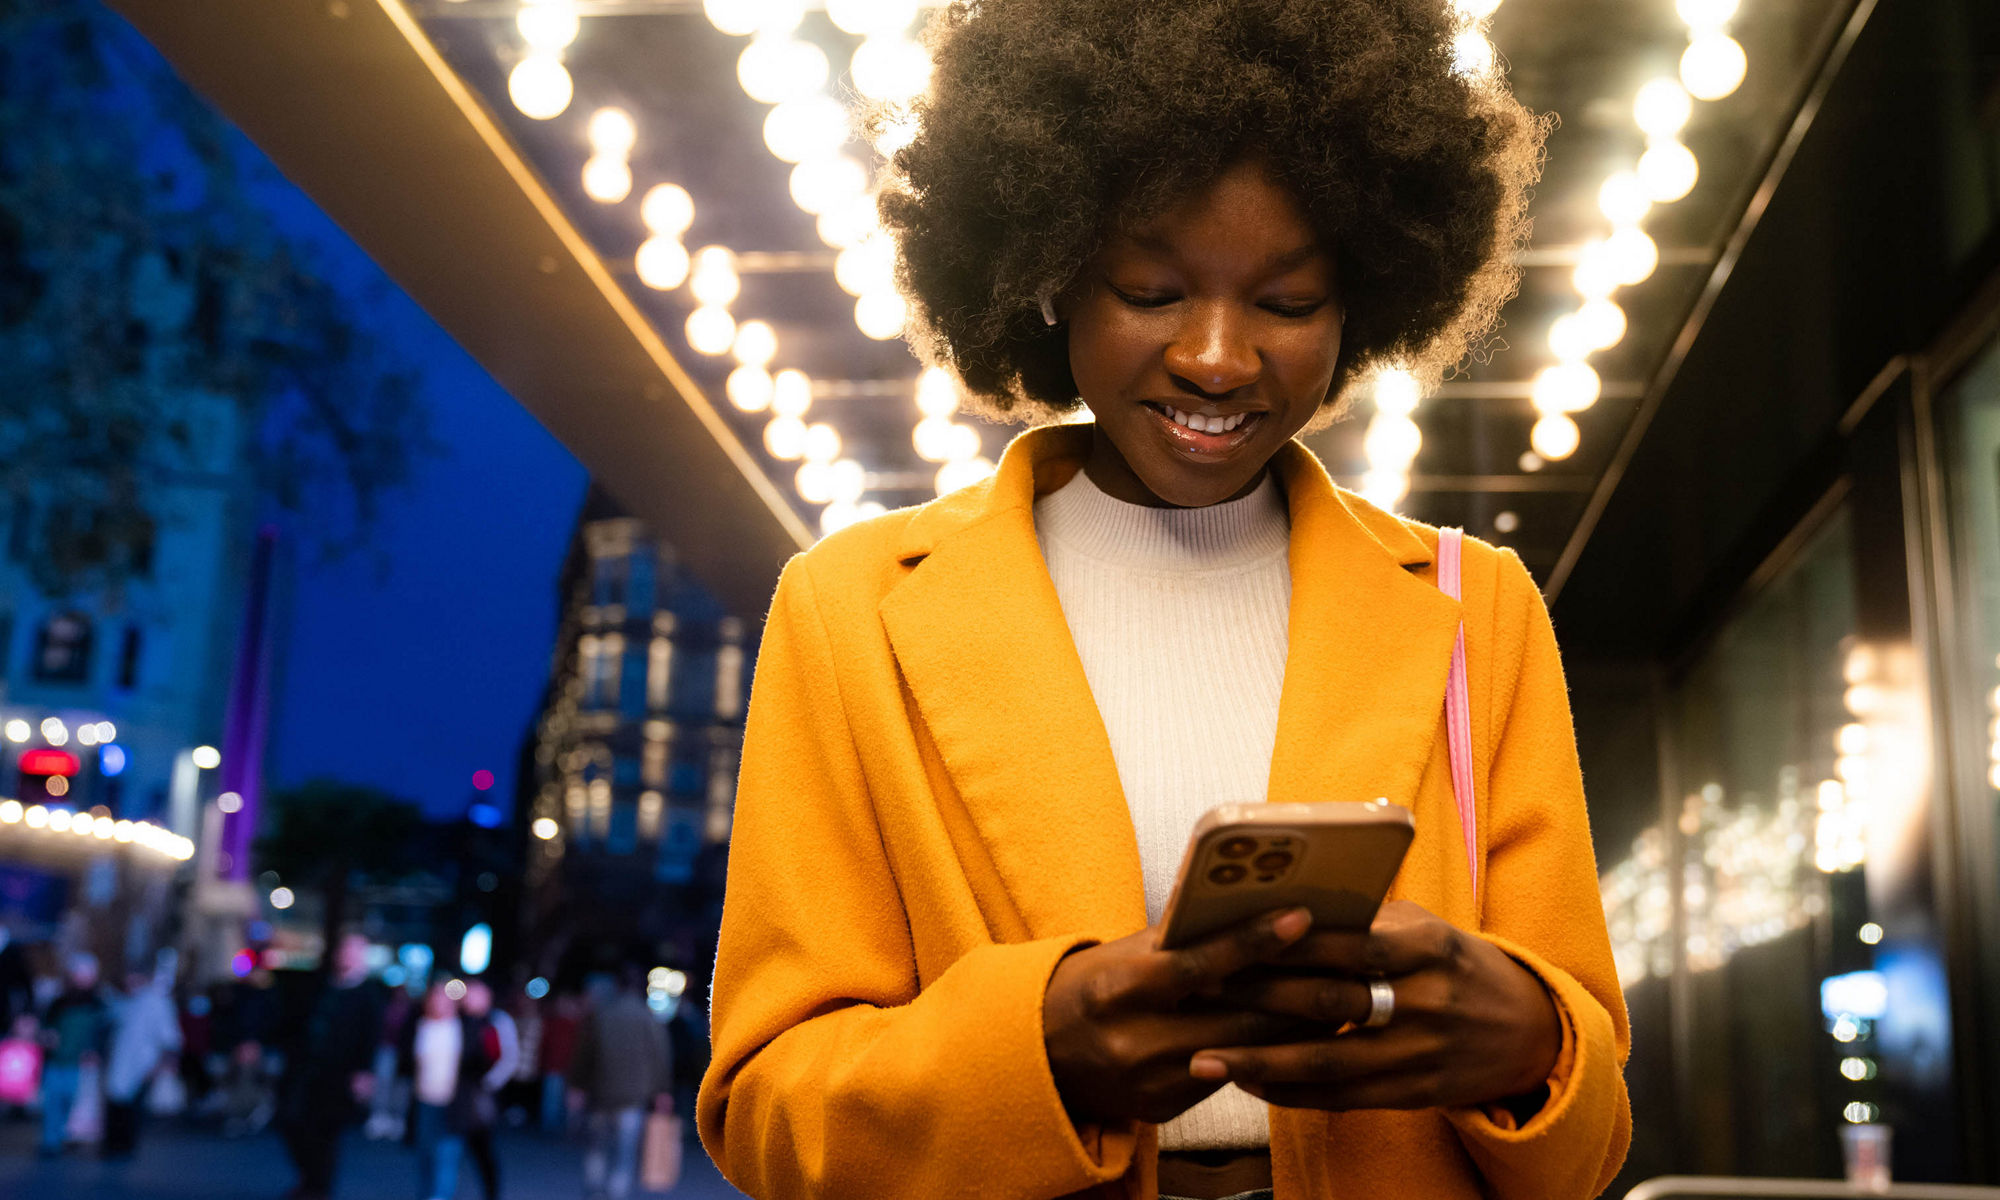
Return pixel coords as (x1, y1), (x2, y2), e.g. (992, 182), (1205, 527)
(18, 749), (80, 776)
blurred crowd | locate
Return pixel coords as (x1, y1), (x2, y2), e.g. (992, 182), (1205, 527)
(0, 930), (693, 1200)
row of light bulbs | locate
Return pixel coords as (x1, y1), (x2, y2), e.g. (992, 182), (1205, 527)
(0, 799), (196, 861)
(1524, 0), (1750, 465)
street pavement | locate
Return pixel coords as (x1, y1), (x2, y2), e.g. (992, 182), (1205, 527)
(0, 1115), (750, 1199)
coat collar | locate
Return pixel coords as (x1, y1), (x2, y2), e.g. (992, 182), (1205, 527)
(879, 424), (1459, 941)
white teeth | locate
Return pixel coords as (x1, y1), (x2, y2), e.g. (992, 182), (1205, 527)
(1160, 406), (1252, 434)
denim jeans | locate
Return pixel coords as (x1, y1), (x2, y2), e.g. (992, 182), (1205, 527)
(413, 1101), (464, 1200)
(39, 1063), (82, 1152)
(582, 1105), (646, 1200)
(539, 1071), (567, 1134)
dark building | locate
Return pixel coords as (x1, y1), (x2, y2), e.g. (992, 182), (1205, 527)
(516, 486), (748, 991)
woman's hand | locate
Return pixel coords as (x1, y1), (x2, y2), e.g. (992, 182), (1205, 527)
(1191, 901), (1562, 1114)
(1043, 907), (1323, 1127)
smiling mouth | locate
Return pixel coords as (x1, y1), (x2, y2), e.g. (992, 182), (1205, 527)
(1142, 402), (1265, 456)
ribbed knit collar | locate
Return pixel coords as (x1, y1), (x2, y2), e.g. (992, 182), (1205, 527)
(1033, 466), (1290, 572)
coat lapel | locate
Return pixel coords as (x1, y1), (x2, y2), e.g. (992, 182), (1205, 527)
(879, 427), (1149, 942)
(1266, 444), (1461, 814)
(878, 426), (1461, 944)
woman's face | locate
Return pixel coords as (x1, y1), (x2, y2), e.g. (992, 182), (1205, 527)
(1064, 159), (1344, 508)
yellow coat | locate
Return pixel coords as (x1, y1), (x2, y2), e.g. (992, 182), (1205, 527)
(697, 424), (1631, 1199)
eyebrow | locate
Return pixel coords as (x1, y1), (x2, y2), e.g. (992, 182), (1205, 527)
(1120, 233), (1326, 276)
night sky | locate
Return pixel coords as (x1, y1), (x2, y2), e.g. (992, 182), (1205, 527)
(227, 99), (589, 821)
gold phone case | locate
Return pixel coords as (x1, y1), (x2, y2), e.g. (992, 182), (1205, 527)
(1157, 800), (1415, 951)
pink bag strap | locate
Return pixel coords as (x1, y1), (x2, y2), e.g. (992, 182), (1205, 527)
(1436, 528), (1478, 905)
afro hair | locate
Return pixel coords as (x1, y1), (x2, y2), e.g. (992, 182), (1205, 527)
(876, 0), (1547, 425)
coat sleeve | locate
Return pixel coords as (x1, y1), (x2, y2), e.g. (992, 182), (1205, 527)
(696, 557), (1139, 1200)
(1445, 550), (1633, 1199)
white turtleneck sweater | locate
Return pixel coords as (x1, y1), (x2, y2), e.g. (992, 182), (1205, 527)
(1033, 466), (1291, 1152)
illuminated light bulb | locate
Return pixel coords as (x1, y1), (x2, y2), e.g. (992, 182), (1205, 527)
(1991, 762), (2000, 791)
(754, 0), (806, 36)
(1359, 469), (1410, 511)
(1599, 171), (1653, 226)
(1845, 684), (1882, 715)
(1573, 240), (1622, 300)
(1452, 0), (1503, 17)
(851, 37), (934, 103)
(1518, 451), (1544, 473)
(77, 724), (100, 747)
(532, 817), (559, 840)
(764, 97), (852, 164)
(270, 886), (295, 909)
(941, 422), (981, 462)
(1494, 511), (1520, 534)
(24, 805), (45, 829)
(48, 809), (71, 832)
(1531, 413), (1581, 460)
(517, 0), (580, 51)
(1373, 367), (1422, 417)
(69, 812), (91, 835)
(689, 248), (741, 306)
(0, 800), (18, 823)
(685, 306), (737, 356)
(855, 290), (909, 340)
(587, 107), (637, 156)
(820, 501), (863, 536)
(872, 109), (921, 159)
(817, 192), (881, 249)
(826, 0), (919, 35)
(1835, 754), (1869, 784)
(935, 456), (997, 495)
(1605, 226), (1659, 286)
(1858, 922), (1884, 945)
(796, 461), (836, 505)
(835, 237), (897, 297)
(191, 745), (220, 769)
(1676, 0), (1740, 33)
(827, 458), (868, 505)
(1681, 33), (1746, 101)
(1848, 645), (1879, 684)
(633, 237), (691, 290)
(771, 369), (813, 417)
(703, 0), (761, 36)
(508, 55), (573, 120)
(916, 366), (960, 417)
(764, 415), (808, 459)
(803, 422), (842, 464)
(3, 720), (26, 743)
(43, 718), (69, 746)
(1450, 30), (1494, 77)
(738, 36), (830, 105)
(639, 183), (695, 236)
(1576, 298), (1628, 351)
(581, 155), (632, 203)
(732, 319), (778, 368)
(1548, 313), (1595, 362)
(1634, 78), (1693, 139)
(1363, 414), (1422, 469)
(112, 819), (130, 841)
(217, 791), (243, 814)
(789, 154), (869, 216)
(1836, 723), (1870, 756)
(726, 366), (775, 413)
(1638, 139), (1699, 203)
(912, 416), (957, 461)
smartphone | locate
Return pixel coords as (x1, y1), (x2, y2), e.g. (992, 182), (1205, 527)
(1157, 800), (1415, 951)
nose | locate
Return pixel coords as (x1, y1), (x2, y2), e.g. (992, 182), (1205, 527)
(1162, 300), (1261, 398)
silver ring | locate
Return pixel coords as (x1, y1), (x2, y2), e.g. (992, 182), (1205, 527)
(1362, 978), (1395, 1028)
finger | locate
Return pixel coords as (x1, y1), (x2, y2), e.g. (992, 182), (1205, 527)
(1230, 1070), (1441, 1113)
(1146, 907), (1313, 1003)
(1190, 1027), (1431, 1088)
(1272, 904), (1456, 977)
(1216, 974), (1373, 1027)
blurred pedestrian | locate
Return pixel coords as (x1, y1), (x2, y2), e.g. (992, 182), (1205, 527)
(366, 985), (415, 1141)
(459, 979), (517, 1200)
(275, 932), (385, 1200)
(37, 951), (110, 1158)
(102, 969), (181, 1159)
(569, 968), (669, 1200)
(537, 990), (580, 1134)
(0, 1013), (43, 1114)
(399, 982), (493, 1200)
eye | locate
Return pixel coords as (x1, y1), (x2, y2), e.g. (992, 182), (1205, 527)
(1108, 283), (1179, 309)
(1263, 300), (1328, 319)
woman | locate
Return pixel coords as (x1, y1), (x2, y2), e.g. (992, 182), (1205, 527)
(696, 2), (1630, 1198)
(400, 983), (492, 1200)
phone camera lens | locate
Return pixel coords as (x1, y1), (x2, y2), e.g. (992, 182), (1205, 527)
(1207, 863), (1248, 885)
(1217, 837), (1258, 860)
(1252, 850), (1294, 873)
